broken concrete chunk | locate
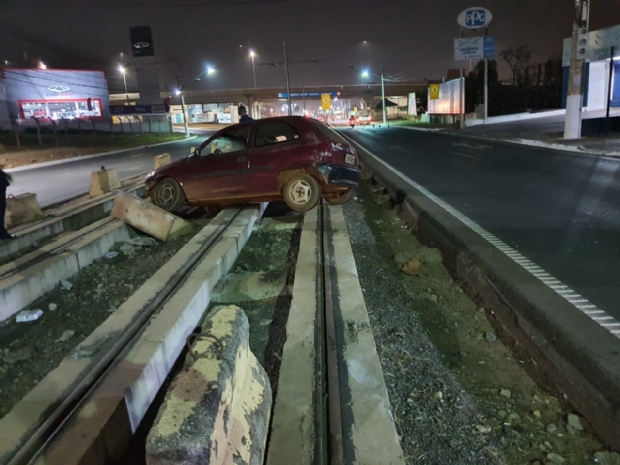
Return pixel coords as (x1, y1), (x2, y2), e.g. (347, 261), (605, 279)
(500, 389), (511, 398)
(60, 279), (73, 290)
(146, 305), (272, 465)
(56, 330), (75, 343)
(120, 243), (136, 257)
(111, 192), (192, 241)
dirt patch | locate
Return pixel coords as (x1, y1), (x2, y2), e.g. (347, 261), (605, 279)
(341, 180), (604, 465)
(0, 224), (202, 418)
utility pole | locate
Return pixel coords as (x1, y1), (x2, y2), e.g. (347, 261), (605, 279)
(381, 63), (386, 125)
(564, 0), (590, 139)
(484, 27), (489, 121)
(177, 76), (189, 137)
(283, 40), (292, 116)
(605, 46), (615, 136)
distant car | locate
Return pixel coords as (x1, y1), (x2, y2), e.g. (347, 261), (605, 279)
(145, 116), (361, 213)
(356, 111), (372, 126)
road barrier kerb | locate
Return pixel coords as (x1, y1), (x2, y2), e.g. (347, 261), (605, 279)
(146, 305), (271, 465)
(4, 135), (198, 174)
(343, 133), (620, 451)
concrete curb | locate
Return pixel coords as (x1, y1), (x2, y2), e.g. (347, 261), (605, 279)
(2, 184), (146, 261)
(266, 208), (319, 465)
(4, 135), (197, 173)
(0, 218), (130, 322)
(401, 125), (620, 157)
(327, 205), (404, 463)
(341, 132), (620, 451)
(146, 305), (272, 465)
(24, 204), (267, 465)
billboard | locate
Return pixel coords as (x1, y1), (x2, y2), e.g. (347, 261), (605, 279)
(427, 78), (463, 115)
(562, 24), (620, 66)
(454, 36), (495, 60)
(2, 69), (110, 120)
(129, 26), (155, 57)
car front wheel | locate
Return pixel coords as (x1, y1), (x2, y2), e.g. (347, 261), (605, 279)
(283, 173), (321, 212)
(154, 178), (186, 213)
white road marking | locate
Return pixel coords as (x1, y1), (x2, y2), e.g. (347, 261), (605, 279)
(451, 142), (494, 151)
(452, 151), (482, 161)
(343, 135), (620, 340)
(389, 145), (412, 154)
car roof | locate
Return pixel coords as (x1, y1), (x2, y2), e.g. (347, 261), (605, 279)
(224, 115), (310, 132)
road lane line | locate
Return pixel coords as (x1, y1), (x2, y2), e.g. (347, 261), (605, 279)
(341, 134), (620, 340)
(451, 151), (482, 161)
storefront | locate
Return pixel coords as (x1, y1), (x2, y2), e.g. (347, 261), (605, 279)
(1, 68), (110, 122)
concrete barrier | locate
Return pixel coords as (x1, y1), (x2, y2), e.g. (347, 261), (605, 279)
(90, 168), (120, 198)
(154, 153), (171, 170)
(111, 192), (192, 241)
(1, 184), (146, 262)
(5, 193), (44, 229)
(146, 305), (272, 465)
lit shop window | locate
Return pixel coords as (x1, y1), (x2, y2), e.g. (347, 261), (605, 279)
(20, 99), (102, 119)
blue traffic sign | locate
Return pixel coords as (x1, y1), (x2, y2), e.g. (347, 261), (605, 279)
(483, 36), (496, 58)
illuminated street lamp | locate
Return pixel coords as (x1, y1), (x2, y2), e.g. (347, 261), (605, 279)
(118, 66), (129, 101)
(361, 69), (369, 85)
(249, 50), (257, 89)
(39, 61), (47, 69)
(177, 65), (217, 137)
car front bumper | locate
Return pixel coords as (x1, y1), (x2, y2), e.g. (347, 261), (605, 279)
(315, 163), (361, 189)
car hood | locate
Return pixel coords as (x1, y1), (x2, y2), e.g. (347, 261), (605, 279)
(155, 157), (186, 175)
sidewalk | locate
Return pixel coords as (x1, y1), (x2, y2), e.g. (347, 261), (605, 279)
(406, 112), (620, 156)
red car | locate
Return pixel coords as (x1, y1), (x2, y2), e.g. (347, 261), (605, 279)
(145, 116), (360, 212)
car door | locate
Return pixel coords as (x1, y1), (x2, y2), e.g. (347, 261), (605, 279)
(248, 120), (305, 194)
(182, 125), (251, 202)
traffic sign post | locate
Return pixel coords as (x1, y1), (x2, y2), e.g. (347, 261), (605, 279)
(455, 7), (494, 122)
(429, 84), (440, 100)
(321, 93), (331, 110)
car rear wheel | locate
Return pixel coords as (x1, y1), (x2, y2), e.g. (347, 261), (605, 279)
(283, 173), (321, 212)
(154, 178), (185, 213)
(326, 189), (354, 205)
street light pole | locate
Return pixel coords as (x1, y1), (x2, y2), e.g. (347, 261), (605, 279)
(122, 71), (128, 101)
(250, 51), (257, 89)
(177, 76), (190, 137)
(381, 63), (386, 125)
(283, 40), (292, 116)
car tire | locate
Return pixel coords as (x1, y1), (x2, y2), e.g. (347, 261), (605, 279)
(326, 189), (354, 206)
(283, 173), (321, 212)
(154, 178), (186, 212)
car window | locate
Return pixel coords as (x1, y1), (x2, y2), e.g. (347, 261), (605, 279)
(309, 119), (349, 145)
(254, 121), (300, 147)
(200, 126), (250, 156)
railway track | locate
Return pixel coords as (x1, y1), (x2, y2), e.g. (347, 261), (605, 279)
(1, 206), (261, 465)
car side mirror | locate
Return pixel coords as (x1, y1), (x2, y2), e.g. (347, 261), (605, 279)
(190, 146), (200, 157)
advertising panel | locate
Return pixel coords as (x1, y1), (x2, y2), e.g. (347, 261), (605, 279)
(408, 92), (417, 116)
(562, 24), (620, 66)
(427, 79), (463, 115)
(454, 36), (495, 61)
(2, 69), (110, 120)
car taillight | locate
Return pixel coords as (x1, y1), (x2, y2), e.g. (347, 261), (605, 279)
(318, 142), (332, 160)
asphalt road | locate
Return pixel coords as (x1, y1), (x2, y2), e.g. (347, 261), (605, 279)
(7, 131), (214, 207)
(341, 126), (620, 319)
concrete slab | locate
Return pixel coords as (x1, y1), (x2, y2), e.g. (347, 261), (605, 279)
(89, 168), (120, 198)
(25, 204), (267, 465)
(211, 269), (289, 304)
(154, 153), (171, 170)
(111, 192), (192, 241)
(0, 218), (130, 322)
(5, 193), (44, 229)
(266, 208), (318, 465)
(327, 205), (404, 464)
(146, 305), (271, 465)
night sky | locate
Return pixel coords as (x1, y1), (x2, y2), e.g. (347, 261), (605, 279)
(1, 0), (619, 94)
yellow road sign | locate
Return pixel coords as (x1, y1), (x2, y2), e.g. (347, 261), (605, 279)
(429, 84), (440, 100)
(321, 93), (331, 110)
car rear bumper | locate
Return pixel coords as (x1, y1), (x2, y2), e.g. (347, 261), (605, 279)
(315, 163), (361, 188)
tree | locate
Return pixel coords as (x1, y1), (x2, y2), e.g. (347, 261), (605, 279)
(500, 44), (533, 87)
